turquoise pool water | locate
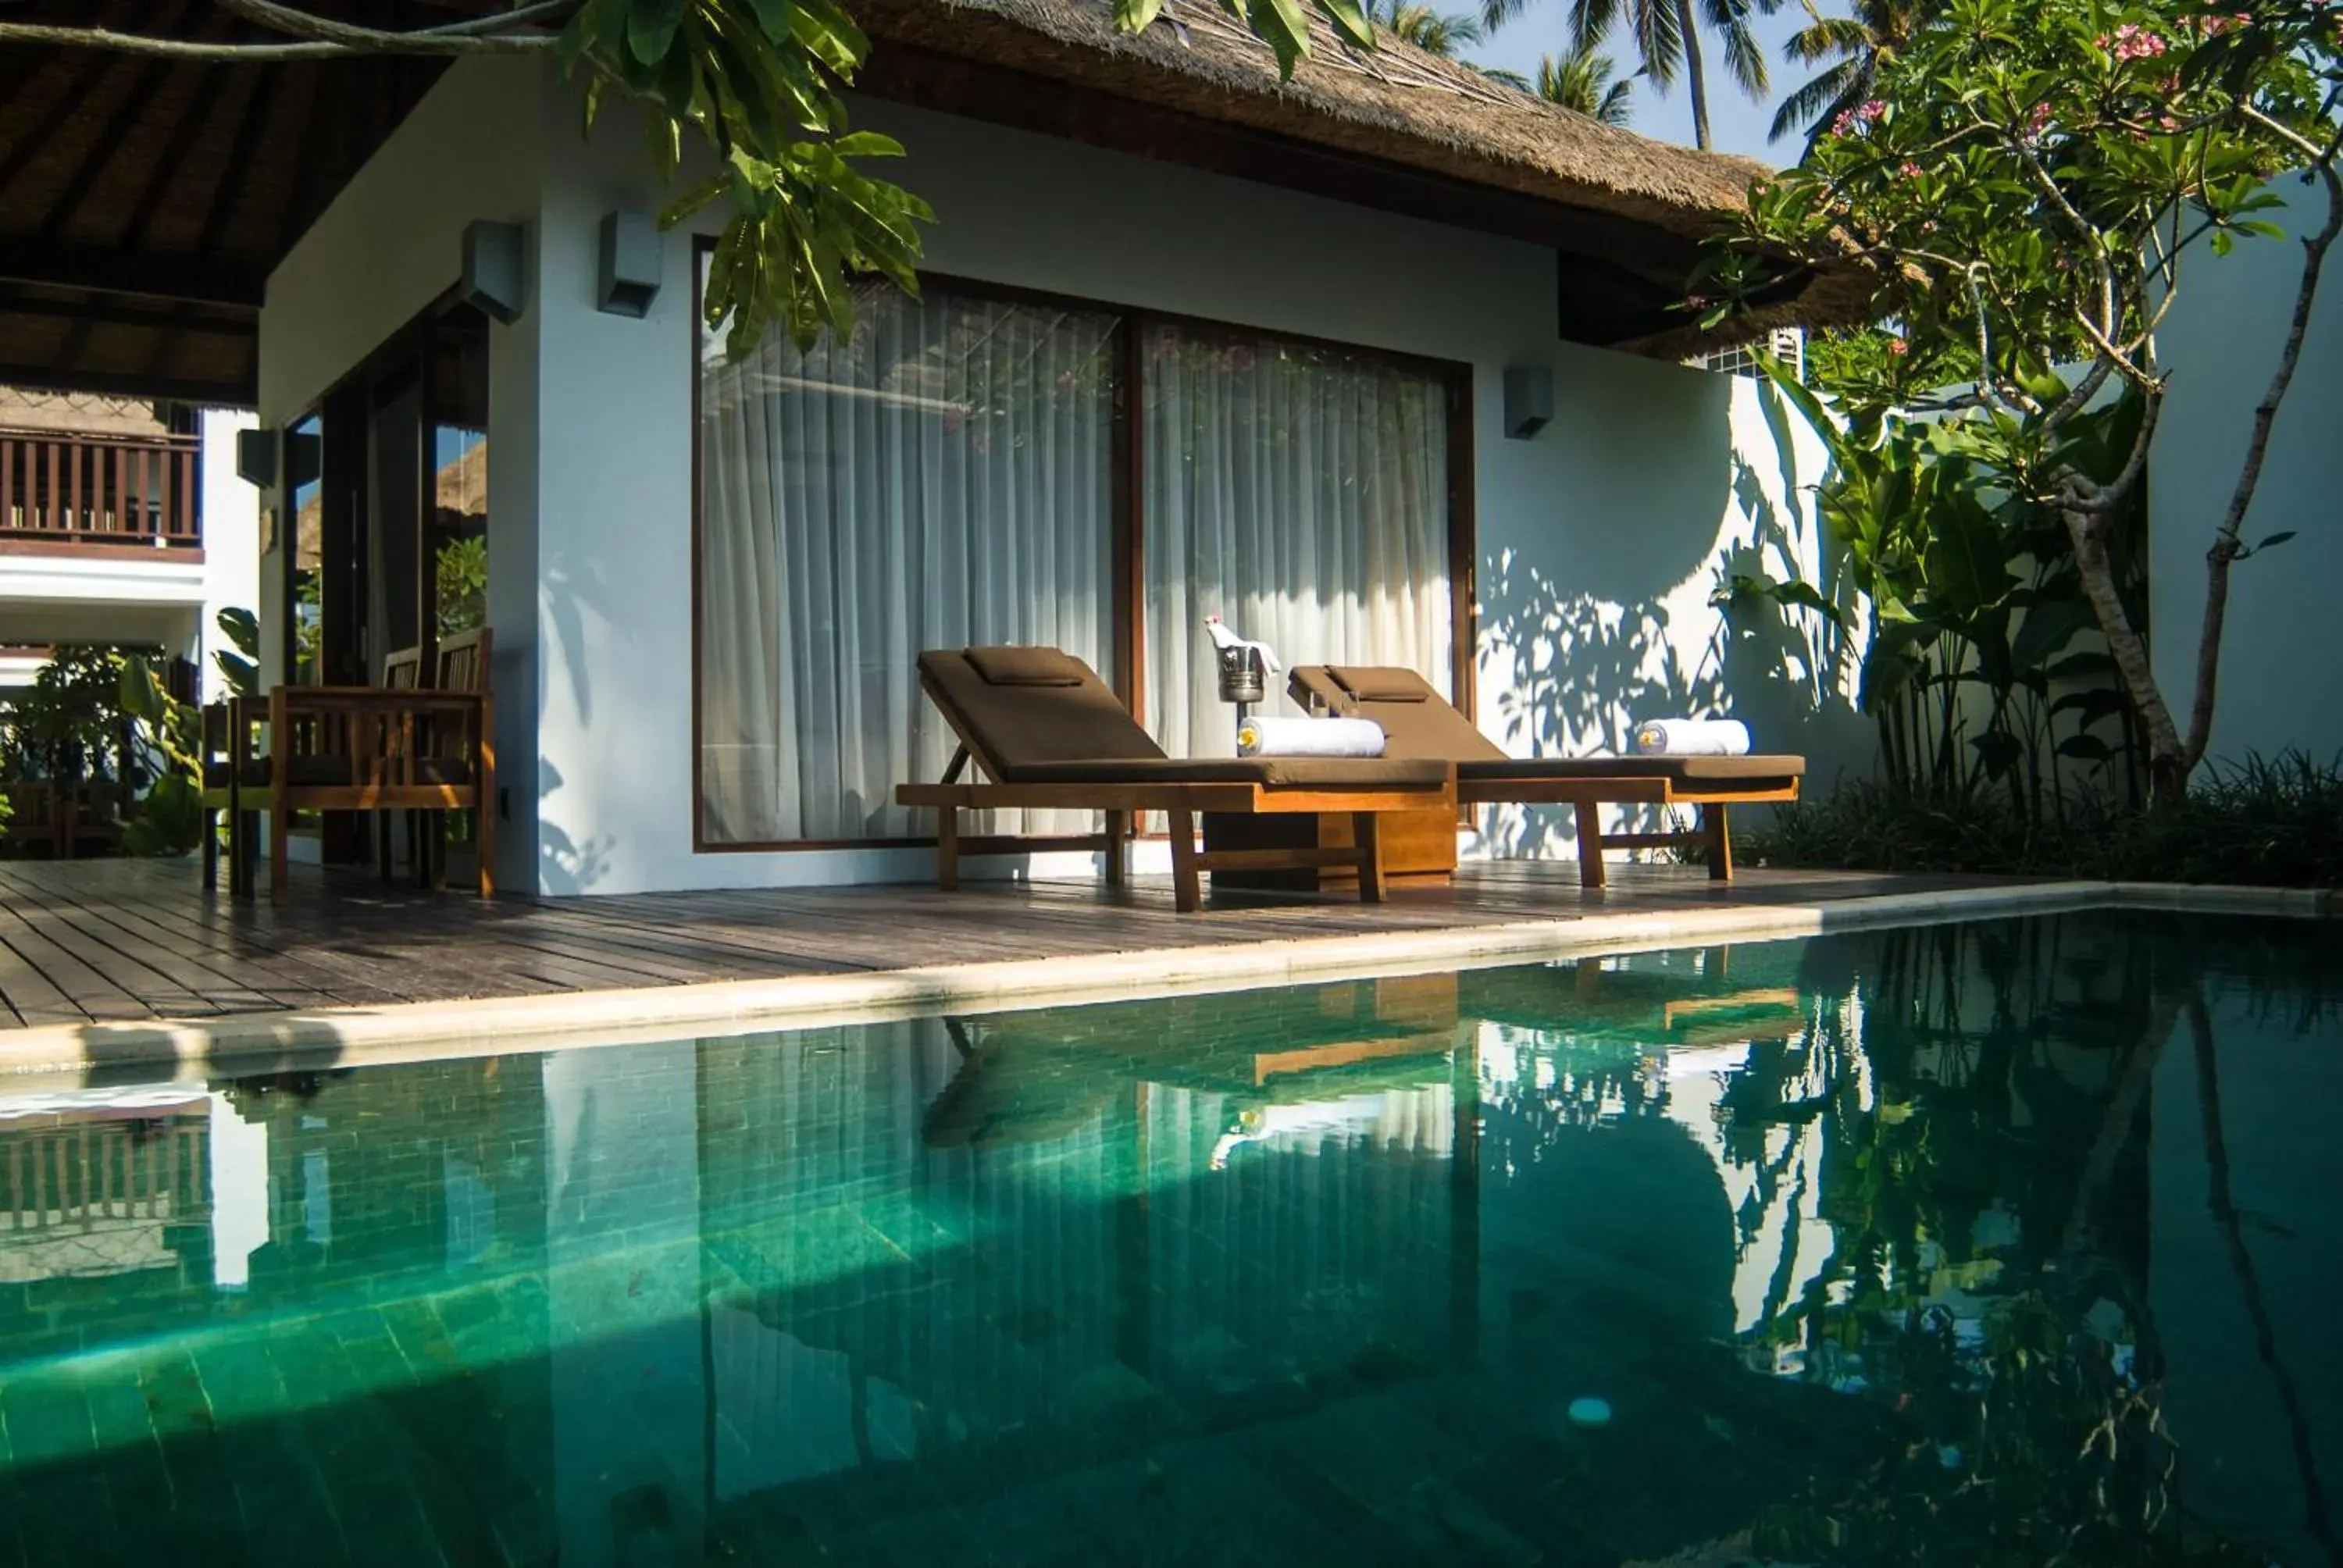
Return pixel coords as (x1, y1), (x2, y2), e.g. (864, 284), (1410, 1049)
(1, 909), (2338, 1566)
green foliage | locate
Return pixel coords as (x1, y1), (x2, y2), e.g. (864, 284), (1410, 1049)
(1699, 0), (2342, 785)
(1750, 356), (2151, 819)
(568, 0), (1376, 356)
(2, 648), (129, 787)
(1533, 46), (1636, 125)
(116, 653), (206, 857)
(1705, 0), (2330, 397)
(214, 605), (262, 699)
(1751, 751), (2343, 885)
(436, 536), (490, 636)
(1535, 0), (1783, 148)
(1365, 0), (1483, 55)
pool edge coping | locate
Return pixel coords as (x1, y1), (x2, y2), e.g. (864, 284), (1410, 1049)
(1, 878), (2331, 1089)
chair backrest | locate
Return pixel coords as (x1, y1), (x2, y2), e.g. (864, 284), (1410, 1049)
(382, 647), (423, 690)
(1286, 665), (1506, 762)
(433, 626), (492, 692)
(917, 647), (1164, 782)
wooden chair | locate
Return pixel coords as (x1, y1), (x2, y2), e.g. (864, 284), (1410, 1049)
(262, 682), (495, 905)
(5, 781), (124, 860)
(1286, 665), (1806, 889)
(893, 647), (1453, 913)
(373, 647), (424, 883)
(373, 628), (493, 888)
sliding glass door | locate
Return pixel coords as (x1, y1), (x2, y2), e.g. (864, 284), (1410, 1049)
(1140, 324), (1452, 760)
(694, 268), (1463, 850)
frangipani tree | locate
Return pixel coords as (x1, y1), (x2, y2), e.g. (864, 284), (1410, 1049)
(5, 0), (1378, 356)
(1699, 0), (2343, 794)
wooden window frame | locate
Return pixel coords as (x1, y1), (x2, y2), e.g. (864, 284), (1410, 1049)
(689, 241), (1478, 854)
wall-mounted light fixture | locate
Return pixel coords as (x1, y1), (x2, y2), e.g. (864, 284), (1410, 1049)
(461, 219), (526, 323)
(597, 211), (661, 318)
(234, 428), (276, 488)
(1503, 366), (1553, 440)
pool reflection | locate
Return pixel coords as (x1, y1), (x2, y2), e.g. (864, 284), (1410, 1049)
(0, 910), (2336, 1566)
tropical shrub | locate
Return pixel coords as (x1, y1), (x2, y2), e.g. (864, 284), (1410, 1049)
(1699, 0), (2343, 795)
(1751, 750), (2343, 886)
(1729, 362), (2151, 822)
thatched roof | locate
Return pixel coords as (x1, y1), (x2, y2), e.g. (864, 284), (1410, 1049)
(0, 0), (1855, 403)
(0, 385), (167, 437)
(871, 0), (1762, 240)
(853, 0), (1864, 355)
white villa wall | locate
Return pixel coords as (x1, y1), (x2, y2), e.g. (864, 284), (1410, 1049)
(2149, 176), (2343, 770)
(197, 408), (262, 702)
(260, 58), (1863, 896)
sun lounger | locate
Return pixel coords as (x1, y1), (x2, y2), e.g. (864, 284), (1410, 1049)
(1286, 665), (1803, 888)
(896, 647), (1453, 912)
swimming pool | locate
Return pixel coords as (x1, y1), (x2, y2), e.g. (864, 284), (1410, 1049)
(0, 907), (2334, 1566)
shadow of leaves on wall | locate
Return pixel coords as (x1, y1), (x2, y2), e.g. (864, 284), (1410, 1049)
(1475, 376), (1870, 864)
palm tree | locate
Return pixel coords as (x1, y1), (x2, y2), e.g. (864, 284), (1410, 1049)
(1769, 0), (1933, 147)
(1534, 47), (1635, 125)
(1487, 0), (1778, 151)
(1367, 0), (1486, 57)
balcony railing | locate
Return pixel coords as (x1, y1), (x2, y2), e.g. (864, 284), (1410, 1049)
(0, 427), (201, 550)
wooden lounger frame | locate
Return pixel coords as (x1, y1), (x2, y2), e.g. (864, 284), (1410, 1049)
(1283, 667), (1799, 890)
(1457, 775), (1802, 889)
(896, 671), (1453, 914)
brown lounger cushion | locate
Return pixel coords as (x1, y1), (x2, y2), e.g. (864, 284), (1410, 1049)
(965, 646), (1089, 687)
(1292, 665), (1504, 761)
(922, 649), (1450, 789)
(1009, 757), (1449, 789)
(1325, 666), (1433, 704)
(1461, 755), (1806, 785)
(921, 649), (1166, 772)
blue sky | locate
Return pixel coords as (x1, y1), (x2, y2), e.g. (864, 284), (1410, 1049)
(1460, 0), (1826, 163)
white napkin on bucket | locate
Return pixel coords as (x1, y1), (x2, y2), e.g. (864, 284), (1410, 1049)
(1237, 716), (1387, 758)
(1632, 718), (1752, 757)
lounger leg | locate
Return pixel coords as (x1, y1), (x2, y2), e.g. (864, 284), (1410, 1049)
(1351, 812), (1387, 903)
(269, 807), (291, 907)
(1575, 799), (1609, 890)
(1705, 804), (1734, 882)
(1103, 810), (1128, 888)
(1168, 807), (1201, 913)
(936, 807), (961, 892)
(377, 813), (394, 882)
(203, 807), (219, 890)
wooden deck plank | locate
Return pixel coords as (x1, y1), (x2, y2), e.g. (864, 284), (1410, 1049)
(0, 875), (289, 1014)
(0, 857), (2013, 1035)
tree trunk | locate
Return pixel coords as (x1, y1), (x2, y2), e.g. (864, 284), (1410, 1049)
(1674, 0), (1711, 151)
(2061, 495), (2187, 798)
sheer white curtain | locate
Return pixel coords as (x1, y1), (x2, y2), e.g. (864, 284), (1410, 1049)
(699, 278), (1118, 842)
(1143, 325), (1452, 757)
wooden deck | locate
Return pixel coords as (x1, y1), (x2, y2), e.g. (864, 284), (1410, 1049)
(0, 857), (2004, 1032)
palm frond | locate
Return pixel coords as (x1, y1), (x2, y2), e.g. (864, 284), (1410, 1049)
(1768, 59), (1864, 142)
(1783, 14), (1875, 63)
(1714, 15), (1768, 95)
(1632, 0), (1685, 90)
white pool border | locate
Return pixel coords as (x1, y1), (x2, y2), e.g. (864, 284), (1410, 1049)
(0, 879), (2331, 1092)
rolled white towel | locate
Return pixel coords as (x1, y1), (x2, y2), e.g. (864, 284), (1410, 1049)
(1632, 718), (1752, 757)
(1237, 715), (1386, 758)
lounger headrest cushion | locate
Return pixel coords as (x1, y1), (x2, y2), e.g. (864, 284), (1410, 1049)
(1328, 666), (1432, 704)
(965, 647), (1089, 687)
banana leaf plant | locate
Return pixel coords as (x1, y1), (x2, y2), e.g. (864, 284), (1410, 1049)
(1730, 355), (2150, 822)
